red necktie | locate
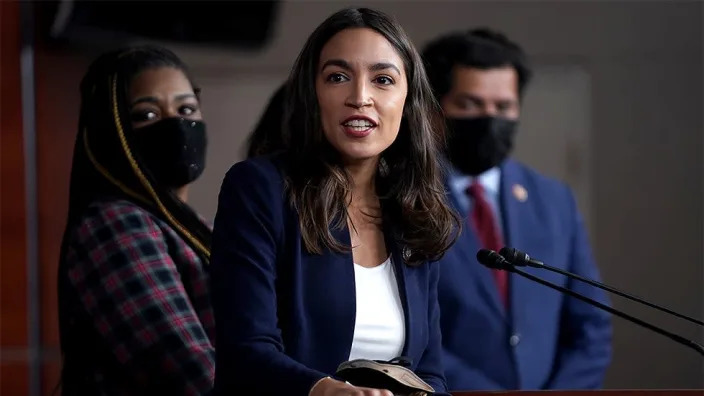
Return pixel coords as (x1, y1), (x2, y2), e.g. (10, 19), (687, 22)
(467, 181), (509, 307)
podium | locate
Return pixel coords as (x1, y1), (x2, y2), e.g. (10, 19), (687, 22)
(451, 391), (703, 396)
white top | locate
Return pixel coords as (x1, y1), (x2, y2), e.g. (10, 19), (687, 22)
(348, 256), (406, 361)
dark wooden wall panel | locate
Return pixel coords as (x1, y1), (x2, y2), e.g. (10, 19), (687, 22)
(1, 1), (30, 395)
(34, 20), (91, 396)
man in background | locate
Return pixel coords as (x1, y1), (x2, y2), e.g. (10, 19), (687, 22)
(422, 28), (612, 390)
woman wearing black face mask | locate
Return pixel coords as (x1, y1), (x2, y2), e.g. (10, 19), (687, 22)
(56, 46), (214, 395)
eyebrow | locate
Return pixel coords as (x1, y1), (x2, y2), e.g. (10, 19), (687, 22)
(456, 93), (516, 104)
(130, 93), (197, 107)
(456, 93), (483, 103)
(321, 59), (401, 76)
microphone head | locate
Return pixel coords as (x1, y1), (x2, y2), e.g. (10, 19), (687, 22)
(499, 247), (529, 266)
(476, 249), (511, 270)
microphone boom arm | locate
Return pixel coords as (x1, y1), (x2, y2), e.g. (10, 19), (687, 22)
(500, 247), (704, 327)
(535, 263), (704, 327)
(507, 266), (704, 356)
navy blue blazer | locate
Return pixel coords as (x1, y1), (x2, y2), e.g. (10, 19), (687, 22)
(438, 159), (612, 390)
(210, 155), (449, 395)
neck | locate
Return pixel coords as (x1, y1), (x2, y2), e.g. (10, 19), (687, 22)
(345, 157), (378, 207)
(174, 186), (189, 203)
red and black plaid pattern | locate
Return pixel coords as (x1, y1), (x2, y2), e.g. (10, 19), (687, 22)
(63, 199), (215, 395)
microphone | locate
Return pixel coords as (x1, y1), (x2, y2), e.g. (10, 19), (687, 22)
(499, 247), (545, 267)
(476, 249), (513, 270)
(499, 247), (704, 327)
(476, 249), (704, 356)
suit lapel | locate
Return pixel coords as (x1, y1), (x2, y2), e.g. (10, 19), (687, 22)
(501, 160), (541, 328)
(445, 178), (507, 321)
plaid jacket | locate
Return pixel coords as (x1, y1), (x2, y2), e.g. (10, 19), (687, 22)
(61, 199), (215, 395)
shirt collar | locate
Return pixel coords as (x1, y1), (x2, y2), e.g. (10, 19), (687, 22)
(449, 165), (502, 195)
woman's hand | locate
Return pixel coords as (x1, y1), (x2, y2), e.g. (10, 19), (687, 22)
(310, 377), (393, 396)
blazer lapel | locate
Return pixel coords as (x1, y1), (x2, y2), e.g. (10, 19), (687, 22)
(386, 238), (413, 358)
(301, 224), (357, 362)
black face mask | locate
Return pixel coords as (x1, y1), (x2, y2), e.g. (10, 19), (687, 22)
(446, 116), (517, 176)
(130, 118), (207, 188)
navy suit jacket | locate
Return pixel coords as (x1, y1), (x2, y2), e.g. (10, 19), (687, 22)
(439, 159), (612, 391)
(210, 155), (449, 395)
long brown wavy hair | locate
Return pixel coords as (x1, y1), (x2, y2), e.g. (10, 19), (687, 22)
(283, 7), (460, 266)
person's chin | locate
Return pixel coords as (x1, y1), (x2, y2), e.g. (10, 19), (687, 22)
(338, 147), (380, 163)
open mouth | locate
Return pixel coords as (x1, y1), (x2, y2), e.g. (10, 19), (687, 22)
(341, 117), (378, 137)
